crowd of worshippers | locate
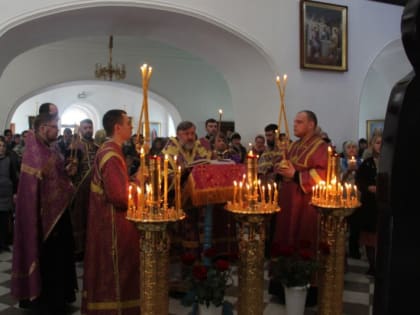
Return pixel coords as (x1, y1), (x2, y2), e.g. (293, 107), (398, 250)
(2, 104), (379, 314)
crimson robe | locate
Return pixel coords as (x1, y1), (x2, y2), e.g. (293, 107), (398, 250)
(273, 134), (328, 253)
(82, 140), (140, 315)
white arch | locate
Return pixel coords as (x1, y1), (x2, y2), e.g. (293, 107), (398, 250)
(358, 38), (412, 139)
(11, 80), (181, 135)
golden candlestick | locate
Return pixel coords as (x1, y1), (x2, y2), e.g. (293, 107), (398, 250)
(314, 206), (356, 315)
(128, 64), (185, 315)
(275, 74), (290, 168)
(311, 144), (361, 315)
(218, 108), (223, 134)
(225, 155), (280, 315)
(275, 74), (289, 141)
(137, 63), (153, 153)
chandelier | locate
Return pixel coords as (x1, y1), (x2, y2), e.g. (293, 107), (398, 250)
(95, 35), (126, 81)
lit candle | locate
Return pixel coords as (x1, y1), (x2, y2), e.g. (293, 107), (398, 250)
(177, 166), (182, 210)
(326, 146), (332, 184)
(218, 109), (223, 134)
(246, 154), (257, 192)
(139, 148), (146, 189)
(239, 181), (243, 207)
(164, 154), (168, 208)
(136, 186), (141, 214)
(261, 186), (266, 205)
(128, 185), (133, 213)
(140, 63), (153, 152)
(145, 184), (151, 207)
(348, 155), (356, 170)
(268, 183), (272, 204)
(233, 180), (237, 205)
(273, 182), (278, 206)
(354, 185), (358, 203)
(149, 155), (161, 203)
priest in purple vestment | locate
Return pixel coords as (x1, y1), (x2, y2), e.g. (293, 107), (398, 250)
(11, 112), (78, 314)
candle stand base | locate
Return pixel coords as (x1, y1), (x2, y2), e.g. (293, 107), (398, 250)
(314, 205), (356, 315)
(127, 211), (185, 315)
(226, 203), (280, 315)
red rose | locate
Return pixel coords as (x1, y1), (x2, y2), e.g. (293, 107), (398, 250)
(193, 265), (208, 281)
(181, 253), (196, 265)
(215, 259), (230, 271)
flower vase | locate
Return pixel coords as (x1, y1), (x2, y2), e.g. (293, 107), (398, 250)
(283, 285), (308, 315)
(198, 303), (222, 315)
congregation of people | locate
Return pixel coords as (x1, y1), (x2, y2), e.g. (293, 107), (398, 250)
(0, 103), (382, 314)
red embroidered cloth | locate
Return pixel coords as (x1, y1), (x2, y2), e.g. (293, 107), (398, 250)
(185, 164), (246, 206)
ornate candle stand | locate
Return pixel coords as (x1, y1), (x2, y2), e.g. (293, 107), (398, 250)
(311, 179), (360, 315)
(225, 154), (280, 315)
(127, 213), (185, 315)
(225, 205), (279, 315)
(313, 206), (355, 315)
(126, 156), (185, 315)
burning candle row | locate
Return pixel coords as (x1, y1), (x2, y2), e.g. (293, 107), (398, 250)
(127, 154), (182, 221)
(226, 153), (280, 213)
(229, 179), (279, 209)
(311, 179), (359, 208)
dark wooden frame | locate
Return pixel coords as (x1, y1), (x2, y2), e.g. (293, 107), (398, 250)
(300, 0), (348, 71)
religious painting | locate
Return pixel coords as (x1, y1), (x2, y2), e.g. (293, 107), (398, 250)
(300, 0), (348, 71)
(366, 119), (384, 142)
(28, 116), (35, 130)
(143, 122), (161, 140)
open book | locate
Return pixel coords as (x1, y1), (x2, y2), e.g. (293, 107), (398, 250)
(186, 158), (235, 168)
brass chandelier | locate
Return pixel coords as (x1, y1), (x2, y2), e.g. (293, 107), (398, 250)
(95, 35), (126, 81)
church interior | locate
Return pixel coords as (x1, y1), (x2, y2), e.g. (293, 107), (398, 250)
(0, 0), (415, 314)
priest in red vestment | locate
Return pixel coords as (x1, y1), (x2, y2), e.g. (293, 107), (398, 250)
(270, 110), (328, 305)
(82, 110), (141, 315)
(273, 110), (328, 253)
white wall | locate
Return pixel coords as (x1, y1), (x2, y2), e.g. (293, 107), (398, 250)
(11, 81), (181, 136)
(0, 0), (406, 148)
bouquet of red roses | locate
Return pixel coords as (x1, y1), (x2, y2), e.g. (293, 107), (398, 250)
(181, 247), (234, 314)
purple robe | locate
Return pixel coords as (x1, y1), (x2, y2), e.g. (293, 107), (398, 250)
(11, 131), (75, 300)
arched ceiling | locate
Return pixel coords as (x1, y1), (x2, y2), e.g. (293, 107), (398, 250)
(0, 4), (277, 141)
(0, 5), (272, 76)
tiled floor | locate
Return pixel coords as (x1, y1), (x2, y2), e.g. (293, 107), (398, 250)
(0, 249), (374, 314)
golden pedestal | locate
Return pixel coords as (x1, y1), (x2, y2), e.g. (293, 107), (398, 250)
(314, 206), (357, 315)
(128, 212), (185, 315)
(225, 203), (280, 315)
